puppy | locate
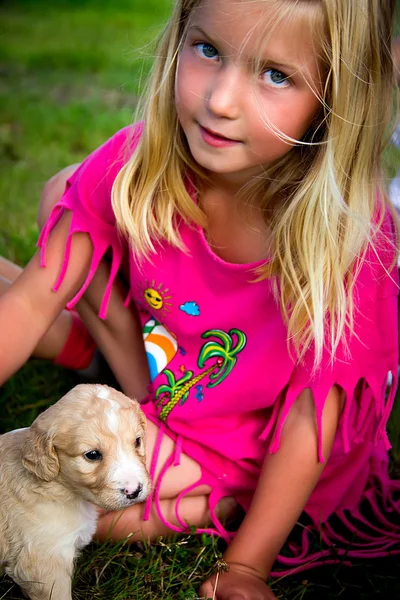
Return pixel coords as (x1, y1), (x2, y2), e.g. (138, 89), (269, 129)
(0, 384), (151, 600)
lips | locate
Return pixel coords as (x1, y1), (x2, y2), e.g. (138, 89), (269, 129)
(198, 124), (241, 148)
(200, 126), (239, 142)
(200, 125), (239, 142)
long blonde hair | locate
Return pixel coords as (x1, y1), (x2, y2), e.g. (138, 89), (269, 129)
(112, 0), (398, 367)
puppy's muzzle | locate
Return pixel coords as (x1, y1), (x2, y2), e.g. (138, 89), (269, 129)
(122, 483), (143, 500)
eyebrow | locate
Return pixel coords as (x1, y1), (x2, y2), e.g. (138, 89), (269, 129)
(187, 25), (213, 40)
(187, 24), (303, 76)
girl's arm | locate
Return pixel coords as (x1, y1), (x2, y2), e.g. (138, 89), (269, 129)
(0, 210), (150, 398)
(0, 212), (92, 385)
(75, 262), (150, 400)
(200, 385), (342, 599)
(36, 159), (150, 400)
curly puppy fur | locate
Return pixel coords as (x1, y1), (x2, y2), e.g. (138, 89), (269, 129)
(0, 384), (150, 600)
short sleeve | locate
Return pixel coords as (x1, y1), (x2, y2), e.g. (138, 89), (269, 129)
(265, 207), (399, 462)
(37, 123), (144, 319)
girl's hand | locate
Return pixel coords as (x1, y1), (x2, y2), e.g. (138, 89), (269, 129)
(199, 562), (277, 600)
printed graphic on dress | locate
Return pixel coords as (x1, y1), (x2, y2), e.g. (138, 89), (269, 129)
(143, 318), (178, 382)
(137, 280), (172, 317)
(179, 301), (200, 316)
(194, 385), (204, 402)
(155, 328), (247, 422)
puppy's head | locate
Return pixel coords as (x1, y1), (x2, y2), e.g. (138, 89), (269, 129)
(21, 384), (151, 510)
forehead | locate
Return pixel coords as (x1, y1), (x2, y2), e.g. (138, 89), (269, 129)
(71, 393), (140, 437)
(189, 0), (324, 70)
(102, 399), (137, 437)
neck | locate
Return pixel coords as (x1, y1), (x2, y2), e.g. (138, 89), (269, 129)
(205, 165), (266, 198)
(199, 185), (273, 264)
(200, 179), (266, 222)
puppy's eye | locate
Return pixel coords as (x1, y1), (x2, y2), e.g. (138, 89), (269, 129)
(135, 437), (142, 449)
(84, 450), (102, 461)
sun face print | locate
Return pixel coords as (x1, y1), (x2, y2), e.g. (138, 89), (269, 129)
(138, 280), (173, 318)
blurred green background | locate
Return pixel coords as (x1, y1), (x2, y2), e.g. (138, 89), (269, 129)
(0, 0), (170, 263)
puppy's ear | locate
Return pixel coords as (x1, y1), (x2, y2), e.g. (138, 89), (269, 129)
(138, 407), (147, 432)
(21, 424), (60, 482)
(133, 402), (147, 433)
(128, 397), (147, 432)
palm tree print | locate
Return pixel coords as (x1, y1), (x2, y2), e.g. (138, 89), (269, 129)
(198, 328), (246, 387)
(158, 328), (246, 422)
(155, 369), (193, 409)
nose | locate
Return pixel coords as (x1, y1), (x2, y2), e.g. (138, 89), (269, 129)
(122, 483), (143, 500)
(206, 65), (243, 119)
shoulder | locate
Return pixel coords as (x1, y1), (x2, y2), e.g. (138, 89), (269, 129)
(104, 121), (144, 167)
(357, 198), (398, 301)
(60, 122), (145, 225)
(75, 122), (144, 191)
(295, 200), (398, 382)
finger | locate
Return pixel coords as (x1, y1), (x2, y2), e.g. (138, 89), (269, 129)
(199, 581), (214, 598)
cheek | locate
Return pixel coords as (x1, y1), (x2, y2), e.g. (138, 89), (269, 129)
(175, 57), (203, 117)
(251, 95), (319, 148)
(175, 72), (189, 117)
(62, 456), (107, 488)
(278, 96), (320, 139)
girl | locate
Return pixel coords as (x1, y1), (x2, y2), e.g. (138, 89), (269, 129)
(0, 1), (399, 598)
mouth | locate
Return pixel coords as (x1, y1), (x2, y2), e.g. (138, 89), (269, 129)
(198, 124), (241, 148)
(122, 495), (145, 507)
(90, 484), (149, 511)
(100, 492), (147, 511)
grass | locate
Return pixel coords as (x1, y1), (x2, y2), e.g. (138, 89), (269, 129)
(0, 1), (399, 598)
(0, 0), (168, 263)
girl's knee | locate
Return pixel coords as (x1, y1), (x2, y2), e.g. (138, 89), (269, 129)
(0, 257), (22, 281)
(37, 163), (81, 231)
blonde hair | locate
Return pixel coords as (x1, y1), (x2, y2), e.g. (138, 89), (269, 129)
(112, 0), (398, 367)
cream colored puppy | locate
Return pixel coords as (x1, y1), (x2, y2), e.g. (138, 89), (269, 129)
(0, 384), (151, 600)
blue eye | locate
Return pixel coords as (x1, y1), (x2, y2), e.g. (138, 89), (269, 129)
(195, 42), (219, 60)
(262, 68), (290, 88)
(84, 450), (102, 461)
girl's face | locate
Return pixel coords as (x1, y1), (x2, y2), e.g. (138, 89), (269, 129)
(175, 0), (323, 186)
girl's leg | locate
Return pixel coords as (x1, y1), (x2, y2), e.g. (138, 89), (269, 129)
(36, 164), (80, 231)
(0, 256), (23, 281)
(0, 258), (73, 359)
(98, 495), (212, 541)
(96, 418), (237, 542)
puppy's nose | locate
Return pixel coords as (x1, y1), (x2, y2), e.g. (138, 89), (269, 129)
(122, 483), (143, 500)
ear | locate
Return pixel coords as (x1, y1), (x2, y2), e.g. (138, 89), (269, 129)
(21, 424), (60, 482)
(135, 404), (147, 433)
(128, 397), (147, 432)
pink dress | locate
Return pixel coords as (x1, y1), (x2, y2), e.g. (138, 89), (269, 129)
(38, 123), (400, 574)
